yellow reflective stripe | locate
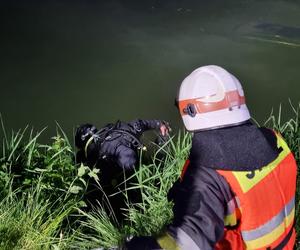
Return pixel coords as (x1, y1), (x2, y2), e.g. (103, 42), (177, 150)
(242, 197), (295, 241)
(232, 135), (290, 193)
(226, 197), (238, 215)
(224, 212), (237, 226)
(244, 207), (295, 249)
(157, 232), (181, 250)
(224, 197), (240, 226)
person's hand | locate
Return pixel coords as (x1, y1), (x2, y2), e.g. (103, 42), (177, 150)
(159, 121), (171, 136)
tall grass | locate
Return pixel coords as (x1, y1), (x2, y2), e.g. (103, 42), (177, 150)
(0, 102), (299, 249)
(0, 118), (100, 205)
(76, 131), (191, 248)
(126, 131), (191, 235)
(0, 181), (76, 250)
(0, 118), (97, 249)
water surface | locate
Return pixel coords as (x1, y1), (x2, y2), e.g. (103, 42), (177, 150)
(0, 0), (299, 141)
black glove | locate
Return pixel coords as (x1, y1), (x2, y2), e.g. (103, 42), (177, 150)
(156, 121), (171, 146)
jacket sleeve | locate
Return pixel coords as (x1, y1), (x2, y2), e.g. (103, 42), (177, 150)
(165, 165), (229, 249)
(125, 162), (233, 250)
(129, 119), (162, 134)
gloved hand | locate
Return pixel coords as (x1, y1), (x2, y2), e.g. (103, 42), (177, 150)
(159, 121), (171, 137)
(155, 121), (171, 146)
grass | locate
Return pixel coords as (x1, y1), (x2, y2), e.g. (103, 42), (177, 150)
(0, 102), (299, 249)
(0, 181), (76, 250)
(75, 131), (191, 249)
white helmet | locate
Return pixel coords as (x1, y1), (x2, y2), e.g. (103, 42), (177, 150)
(177, 65), (250, 131)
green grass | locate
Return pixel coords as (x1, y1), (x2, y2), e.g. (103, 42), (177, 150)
(0, 103), (299, 249)
(74, 131), (191, 249)
(0, 181), (77, 250)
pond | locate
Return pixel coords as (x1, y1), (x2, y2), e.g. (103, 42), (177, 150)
(0, 0), (299, 142)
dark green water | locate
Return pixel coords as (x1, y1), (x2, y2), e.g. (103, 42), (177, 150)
(1, 0), (300, 142)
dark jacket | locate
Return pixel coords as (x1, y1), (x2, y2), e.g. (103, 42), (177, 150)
(125, 122), (280, 249)
(77, 119), (162, 170)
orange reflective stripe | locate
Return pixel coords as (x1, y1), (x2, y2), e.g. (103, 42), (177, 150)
(178, 90), (245, 116)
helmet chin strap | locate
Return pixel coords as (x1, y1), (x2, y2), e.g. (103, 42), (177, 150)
(84, 136), (95, 158)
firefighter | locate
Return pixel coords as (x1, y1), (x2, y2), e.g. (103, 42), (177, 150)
(124, 65), (297, 249)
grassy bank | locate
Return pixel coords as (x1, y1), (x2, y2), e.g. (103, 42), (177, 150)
(0, 103), (299, 249)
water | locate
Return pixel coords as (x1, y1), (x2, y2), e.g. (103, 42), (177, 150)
(0, 0), (299, 142)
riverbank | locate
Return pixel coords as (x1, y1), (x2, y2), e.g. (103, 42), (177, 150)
(0, 103), (299, 249)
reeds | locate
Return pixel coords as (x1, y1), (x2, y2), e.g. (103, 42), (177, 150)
(0, 102), (299, 249)
(0, 180), (77, 250)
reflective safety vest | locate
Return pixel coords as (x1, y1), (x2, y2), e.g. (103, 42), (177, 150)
(216, 132), (297, 250)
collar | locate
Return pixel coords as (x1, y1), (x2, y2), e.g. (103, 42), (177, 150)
(189, 123), (280, 171)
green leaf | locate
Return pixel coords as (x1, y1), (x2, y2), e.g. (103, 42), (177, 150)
(88, 171), (99, 182)
(69, 185), (82, 194)
(78, 200), (87, 207)
(77, 164), (87, 177)
(79, 177), (87, 187)
(92, 167), (100, 174)
(23, 179), (32, 185)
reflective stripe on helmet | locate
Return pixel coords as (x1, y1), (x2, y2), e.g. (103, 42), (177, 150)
(178, 90), (245, 116)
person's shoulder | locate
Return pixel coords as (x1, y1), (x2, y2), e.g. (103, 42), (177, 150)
(182, 161), (221, 185)
(258, 126), (278, 148)
(102, 120), (128, 130)
(117, 121), (133, 131)
(258, 126), (276, 134)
